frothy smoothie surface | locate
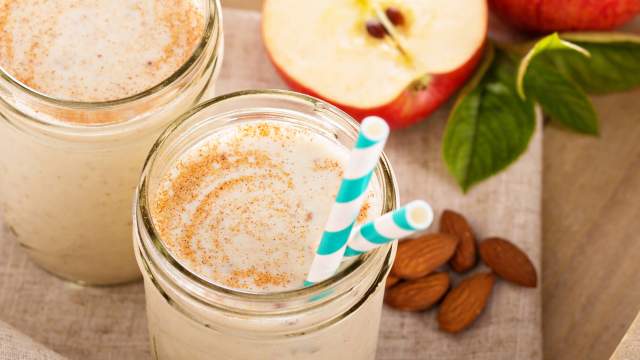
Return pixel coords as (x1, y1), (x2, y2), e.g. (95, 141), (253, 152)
(151, 121), (382, 292)
(0, 0), (204, 102)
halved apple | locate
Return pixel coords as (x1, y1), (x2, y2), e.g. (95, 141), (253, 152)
(262, 0), (488, 129)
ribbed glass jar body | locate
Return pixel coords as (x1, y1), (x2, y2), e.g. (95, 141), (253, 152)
(0, 0), (223, 285)
(133, 90), (399, 359)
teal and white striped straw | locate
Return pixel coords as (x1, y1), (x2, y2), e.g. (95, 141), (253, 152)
(304, 116), (390, 286)
(344, 200), (434, 258)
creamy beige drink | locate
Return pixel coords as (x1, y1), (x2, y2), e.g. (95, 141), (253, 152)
(0, 0), (205, 104)
(134, 91), (398, 360)
(0, 0), (222, 284)
(152, 121), (382, 291)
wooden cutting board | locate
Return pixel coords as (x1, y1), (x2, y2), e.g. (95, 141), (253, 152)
(0, 7), (542, 360)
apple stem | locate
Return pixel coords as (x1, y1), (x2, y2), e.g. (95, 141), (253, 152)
(410, 74), (431, 91)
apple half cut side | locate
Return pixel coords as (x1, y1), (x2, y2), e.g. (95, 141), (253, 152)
(262, 0), (488, 129)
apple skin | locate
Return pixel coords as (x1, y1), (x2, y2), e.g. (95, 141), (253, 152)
(490, 0), (640, 32)
(267, 44), (486, 130)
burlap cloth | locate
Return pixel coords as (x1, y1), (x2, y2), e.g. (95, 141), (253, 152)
(0, 321), (64, 360)
(0, 8), (542, 360)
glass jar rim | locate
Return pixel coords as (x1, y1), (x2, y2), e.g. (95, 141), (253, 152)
(135, 89), (399, 302)
(0, 0), (222, 129)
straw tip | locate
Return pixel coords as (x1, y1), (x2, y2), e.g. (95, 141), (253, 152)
(361, 116), (390, 141)
(406, 200), (434, 230)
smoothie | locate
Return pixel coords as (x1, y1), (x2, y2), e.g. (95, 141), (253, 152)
(150, 121), (382, 292)
(0, 0), (222, 284)
(134, 92), (397, 360)
(0, 0), (204, 104)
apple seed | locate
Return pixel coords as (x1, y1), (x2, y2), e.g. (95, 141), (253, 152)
(365, 19), (387, 39)
(385, 7), (405, 26)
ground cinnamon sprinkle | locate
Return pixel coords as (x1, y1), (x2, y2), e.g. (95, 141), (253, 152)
(151, 123), (311, 290)
(313, 158), (343, 176)
(225, 267), (291, 289)
(150, 122), (382, 291)
(0, 2), (13, 62)
(154, 1), (204, 72)
(357, 201), (372, 223)
(0, 0), (205, 104)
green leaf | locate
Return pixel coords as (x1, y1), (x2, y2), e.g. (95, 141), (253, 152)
(524, 60), (598, 135)
(515, 33), (598, 135)
(443, 44), (536, 192)
(516, 33), (590, 98)
(542, 32), (640, 94)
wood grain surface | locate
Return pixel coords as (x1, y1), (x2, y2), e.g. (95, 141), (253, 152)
(543, 88), (640, 360)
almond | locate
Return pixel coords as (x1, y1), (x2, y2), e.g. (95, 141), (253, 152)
(391, 233), (458, 279)
(440, 210), (477, 272)
(438, 272), (495, 333)
(479, 237), (537, 287)
(385, 274), (400, 289)
(384, 272), (450, 311)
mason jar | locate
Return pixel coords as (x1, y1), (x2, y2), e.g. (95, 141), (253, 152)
(133, 90), (399, 359)
(0, 0), (223, 285)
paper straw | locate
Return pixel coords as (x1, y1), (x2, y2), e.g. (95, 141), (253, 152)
(343, 200), (434, 258)
(304, 116), (390, 286)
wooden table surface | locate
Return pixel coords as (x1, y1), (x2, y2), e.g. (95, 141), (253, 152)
(543, 88), (640, 360)
(226, 2), (640, 358)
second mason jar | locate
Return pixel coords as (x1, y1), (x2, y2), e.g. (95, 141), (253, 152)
(133, 90), (399, 359)
(0, 0), (223, 285)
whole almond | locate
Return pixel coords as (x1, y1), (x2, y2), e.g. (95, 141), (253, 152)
(385, 274), (400, 289)
(384, 272), (450, 311)
(440, 210), (477, 272)
(438, 272), (495, 333)
(391, 233), (458, 279)
(479, 237), (537, 287)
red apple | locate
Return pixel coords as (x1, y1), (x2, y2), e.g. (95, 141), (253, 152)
(490, 0), (640, 32)
(262, 0), (488, 129)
